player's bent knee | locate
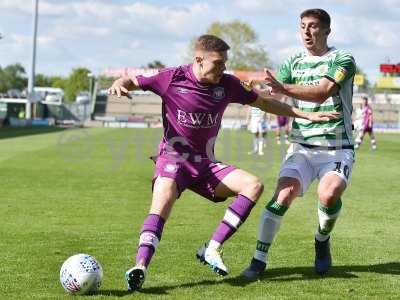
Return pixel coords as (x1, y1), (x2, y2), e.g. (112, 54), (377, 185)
(275, 181), (300, 206)
(318, 188), (341, 205)
(252, 179), (264, 201)
(276, 188), (295, 203)
(241, 178), (264, 202)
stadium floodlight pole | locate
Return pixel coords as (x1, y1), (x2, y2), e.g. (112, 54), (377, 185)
(86, 72), (95, 121)
(88, 72), (94, 100)
(27, 0), (39, 119)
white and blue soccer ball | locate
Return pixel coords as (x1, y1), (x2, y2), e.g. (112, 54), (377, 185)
(60, 253), (103, 295)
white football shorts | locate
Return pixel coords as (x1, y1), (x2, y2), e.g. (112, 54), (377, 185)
(279, 143), (355, 196)
(249, 119), (268, 134)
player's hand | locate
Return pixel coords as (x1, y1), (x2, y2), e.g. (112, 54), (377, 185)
(107, 77), (132, 98)
(306, 111), (341, 122)
(264, 69), (285, 95)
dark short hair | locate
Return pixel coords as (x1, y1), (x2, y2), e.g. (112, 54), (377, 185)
(300, 8), (331, 28)
(195, 34), (230, 52)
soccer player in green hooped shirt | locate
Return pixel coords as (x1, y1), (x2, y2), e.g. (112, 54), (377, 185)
(242, 8), (356, 278)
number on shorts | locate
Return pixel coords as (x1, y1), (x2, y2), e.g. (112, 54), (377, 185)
(343, 165), (350, 179)
(334, 162), (342, 173)
(333, 161), (349, 179)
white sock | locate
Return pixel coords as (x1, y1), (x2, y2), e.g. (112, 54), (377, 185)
(253, 138), (258, 152)
(315, 207), (341, 242)
(254, 209), (283, 263)
(258, 138), (264, 154)
(208, 240), (221, 250)
(371, 138), (376, 149)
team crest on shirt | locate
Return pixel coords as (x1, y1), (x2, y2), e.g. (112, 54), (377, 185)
(212, 87), (225, 100)
(240, 80), (253, 92)
(164, 164), (178, 173)
(317, 65), (329, 75)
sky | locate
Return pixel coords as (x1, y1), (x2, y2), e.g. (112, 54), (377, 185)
(0, 0), (399, 84)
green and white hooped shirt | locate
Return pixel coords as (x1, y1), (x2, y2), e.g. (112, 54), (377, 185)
(277, 47), (356, 147)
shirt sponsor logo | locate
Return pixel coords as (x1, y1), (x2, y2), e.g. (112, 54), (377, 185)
(293, 70), (306, 77)
(334, 67), (347, 83)
(301, 81), (319, 86)
(212, 87), (225, 100)
(177, 109), (219, 128)
(177, 87), (189, 94)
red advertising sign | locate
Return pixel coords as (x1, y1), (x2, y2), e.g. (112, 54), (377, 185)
(380, 64), (400, 73)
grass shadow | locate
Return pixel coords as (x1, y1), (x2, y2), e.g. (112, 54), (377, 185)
(227, 262), (400, 286)
(0, 126), (66, 140)
(95, 290), (133, 297)
(96, 262), (400, 296)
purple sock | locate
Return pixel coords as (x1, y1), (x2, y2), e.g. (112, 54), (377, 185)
(136, 214), (165, 268)
(211, 194), (255, 245)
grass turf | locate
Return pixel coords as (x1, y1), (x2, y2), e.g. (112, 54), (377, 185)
(0, 127), (399, 299)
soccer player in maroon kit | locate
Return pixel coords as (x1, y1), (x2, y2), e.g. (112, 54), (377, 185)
(276, 115), (290, 145)
(355, 96), (377, 150)
(108, 34), (339, 292)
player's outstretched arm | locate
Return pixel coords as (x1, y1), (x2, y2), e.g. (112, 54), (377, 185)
(263, 69), (338, 104)
(251, 95), (340, 122)
(107, 76), (140, 98)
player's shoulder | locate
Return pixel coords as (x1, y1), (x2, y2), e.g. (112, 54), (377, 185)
(221, 73), (242, 87)
(147, 66), (180, 80)
(330, 48), (355, 63)
(167, 65), (185, 75)
(165, 64), (192, 81)
(222, 72), (238, 82)
(279, 52), (307, 73)
(220, 73), (254, 94)
(285, 51), (307, 64)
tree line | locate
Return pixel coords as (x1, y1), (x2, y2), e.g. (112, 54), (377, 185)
(0, 20), (271, 102)
(0, 20), (370, 101)
(0, 64), (93, 102)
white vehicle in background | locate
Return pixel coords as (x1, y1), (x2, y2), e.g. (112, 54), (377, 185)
(34, 87), (64, 105)
(7, 89), (22, 98)
(75, 91), (90, 104)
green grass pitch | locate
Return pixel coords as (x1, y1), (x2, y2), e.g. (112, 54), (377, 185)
(0, 127), (399, 299)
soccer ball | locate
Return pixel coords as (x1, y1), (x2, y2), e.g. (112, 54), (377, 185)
(60, 253), (103, 295)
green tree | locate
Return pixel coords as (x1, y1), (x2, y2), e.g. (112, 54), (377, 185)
(146, 60), (165, 69)
(0, 63), (27, 92)
(0, 67), (7, 93)
(64, 68), (91, 102)
(186, 21), (270, 71)
(35, 74), (53, 87)
(97, 75), (116, 90)
(51, 76), (68, 89)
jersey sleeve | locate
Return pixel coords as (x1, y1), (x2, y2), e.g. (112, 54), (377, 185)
(226, 75), (259, 105)
(325, 52), (356, 87)
(136, 68), (175, 96)
(276, 58), (293, 84)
